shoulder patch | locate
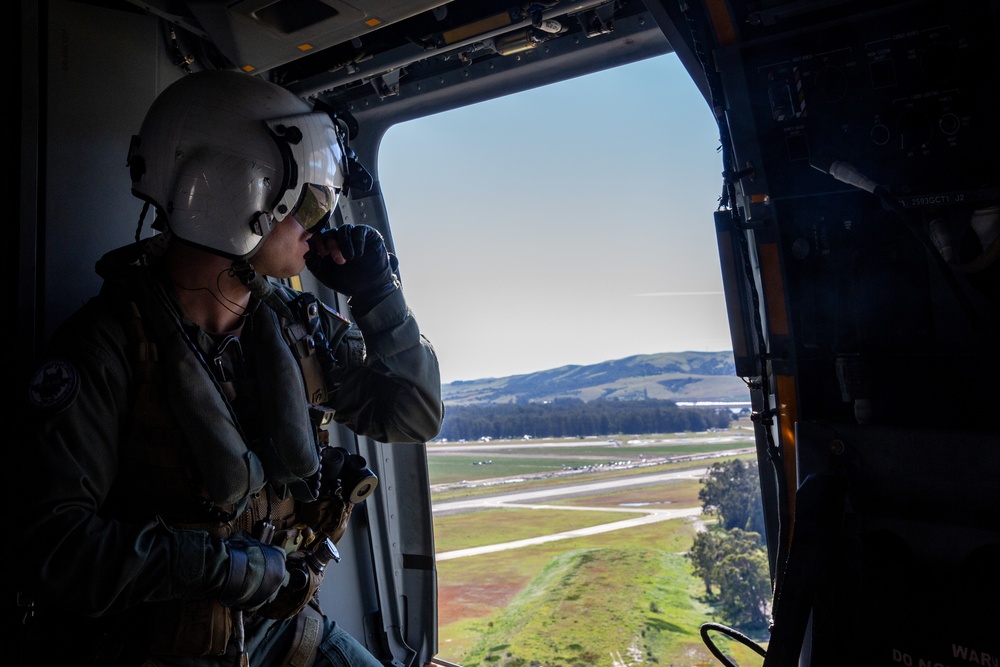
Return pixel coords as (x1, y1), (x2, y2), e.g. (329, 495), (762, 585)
(28, 358), (80, 413)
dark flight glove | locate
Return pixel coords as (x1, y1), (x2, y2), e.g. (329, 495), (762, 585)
(256, 538), (340, 620)
(306, 223), (399, 316)
(215, 535), (289, 610)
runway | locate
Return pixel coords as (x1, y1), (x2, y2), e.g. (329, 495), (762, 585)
(433, 467), (708, 561)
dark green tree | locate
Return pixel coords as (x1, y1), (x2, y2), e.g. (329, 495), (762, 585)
(690, 462), (772, 629)
(439, 399), (730, 440)
(698, 459), (765, 533)
(687, 528), (771, 629)
(688, 529), (727, 595)
(716, 541), (771, 628)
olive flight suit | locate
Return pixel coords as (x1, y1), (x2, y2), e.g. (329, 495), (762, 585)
(17, 238), (444, 667)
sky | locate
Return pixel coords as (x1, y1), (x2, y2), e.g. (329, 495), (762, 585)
(377, 53), (733, 384)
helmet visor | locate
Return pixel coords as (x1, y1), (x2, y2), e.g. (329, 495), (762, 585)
(266, 112), (346, 228)
(290, 183), (337, 231)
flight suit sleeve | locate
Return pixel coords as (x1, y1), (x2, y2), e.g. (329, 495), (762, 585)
(16, 299), (230, 616)
(323, 287), (444, 444)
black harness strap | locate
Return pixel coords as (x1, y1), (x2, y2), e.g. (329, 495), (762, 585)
(763, 473), (847, 667)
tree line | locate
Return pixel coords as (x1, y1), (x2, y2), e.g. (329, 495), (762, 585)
(687, 459), (771, 630)
(438, 398), (733, 440)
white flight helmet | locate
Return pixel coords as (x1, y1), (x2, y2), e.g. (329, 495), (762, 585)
(128, 70), (345, 259)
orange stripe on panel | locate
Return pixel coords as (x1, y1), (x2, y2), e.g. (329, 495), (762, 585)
(776, 374), (799, 540)
(758, 243), (789, 335)
(704, 0), (738, 46)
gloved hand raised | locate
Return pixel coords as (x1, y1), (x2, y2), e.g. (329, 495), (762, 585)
(306, 224), (399, 316)
(215, 535), (289, 611)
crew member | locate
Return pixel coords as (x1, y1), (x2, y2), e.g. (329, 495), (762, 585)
(17, 69), (443, 667)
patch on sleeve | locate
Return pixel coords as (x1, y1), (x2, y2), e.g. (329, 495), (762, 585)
(28, 358), (81, 413)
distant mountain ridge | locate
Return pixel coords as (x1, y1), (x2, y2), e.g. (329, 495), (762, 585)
(442, 351), (750, 406)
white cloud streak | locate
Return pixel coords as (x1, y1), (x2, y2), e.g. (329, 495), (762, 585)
(634, 291), (724, 297)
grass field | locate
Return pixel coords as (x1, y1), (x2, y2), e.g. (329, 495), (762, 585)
(428, 425), (767, 667)
(547, 478), (705, 510)
(433, 507), (650, 553)
(434, 516), (764, 666)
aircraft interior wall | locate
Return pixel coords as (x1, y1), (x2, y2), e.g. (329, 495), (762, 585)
(709, 1), (1000, 663)
(40, 1), (174, 341)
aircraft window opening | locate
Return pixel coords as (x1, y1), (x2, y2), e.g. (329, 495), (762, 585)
(377, 53), (766, 666)
(380, 54), (731, 387)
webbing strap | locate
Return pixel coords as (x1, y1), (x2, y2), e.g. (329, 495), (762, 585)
(284, 315), (329, 406)
(127, 301), (157, 370)
(282, 604), (325, 667)
(763, 473), (846, 667)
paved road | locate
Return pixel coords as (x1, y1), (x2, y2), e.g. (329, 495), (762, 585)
(435, 507), (702, 561)
(433, 467), (709, 561)
(432, 467), (707, 515)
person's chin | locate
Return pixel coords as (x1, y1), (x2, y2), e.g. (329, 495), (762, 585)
(269, 263), (305, 280)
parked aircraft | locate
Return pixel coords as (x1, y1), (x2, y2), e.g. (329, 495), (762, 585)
(17, 1), (999, 665)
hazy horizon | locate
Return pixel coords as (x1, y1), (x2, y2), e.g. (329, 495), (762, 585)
(440, 348), (737, 384)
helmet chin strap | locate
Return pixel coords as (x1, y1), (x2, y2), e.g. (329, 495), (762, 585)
(231, 259), (294, 321)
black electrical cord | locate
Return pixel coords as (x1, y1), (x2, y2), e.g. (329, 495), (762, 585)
(701, 622), (768, 666)
(677, 3), (792, 663)
(681, 3), (790, 583)
(231, 259), (295, 322)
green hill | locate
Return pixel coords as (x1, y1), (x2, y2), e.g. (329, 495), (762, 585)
(457, 547), (762, 667)
(442, 351), (749, 406)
